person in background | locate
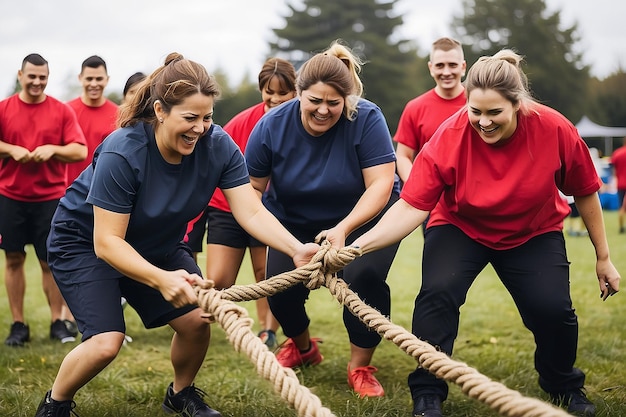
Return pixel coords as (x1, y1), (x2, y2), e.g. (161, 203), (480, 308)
(245, 40), (400, 398)
(0, 53), (87, 347)
(34, 52), (318, 417)
(67, 55), (118, 183)
(122, 71), (147, 104)
(350, 50), (620, 417)
(610, 136), (626, 233)
(185, 57), (296, 350)
(394, 37), (466, 185)
(66, 55), (120, 340)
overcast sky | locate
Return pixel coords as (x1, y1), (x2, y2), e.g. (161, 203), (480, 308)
(1, 0), (624, 100)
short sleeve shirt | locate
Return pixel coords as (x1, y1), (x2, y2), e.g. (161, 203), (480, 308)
(245, 98), (398, 230)
(401, 105), (602, 249)
(0, 94), (86, 201)
(50, 122), (248, 266)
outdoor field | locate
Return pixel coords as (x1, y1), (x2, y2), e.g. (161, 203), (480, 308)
(0, 211), (624, 416)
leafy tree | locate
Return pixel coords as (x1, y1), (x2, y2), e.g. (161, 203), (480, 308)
(212, 67), (260, 127)
(268, 0), (423, 134)
(587, 69), (626, 127)
(452, 0), (589, 122)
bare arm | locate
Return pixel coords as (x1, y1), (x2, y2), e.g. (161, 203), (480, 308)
(319, 161), (396, 248)
(93, 207), (201, 307)
(30, 142), (87, 163)
(395, 143), (417, 184)
(575, 193), (620, 300)
(0, 140), (31, 162)
(224, 182), (319, 266)
(351, 198), (429, 253)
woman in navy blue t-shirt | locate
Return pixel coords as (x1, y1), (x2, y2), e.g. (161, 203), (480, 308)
(246, 40), (401, 398)
(36, 53), (318, 417)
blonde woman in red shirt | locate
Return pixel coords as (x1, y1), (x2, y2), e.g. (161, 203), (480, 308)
(351, 49), (620, 417)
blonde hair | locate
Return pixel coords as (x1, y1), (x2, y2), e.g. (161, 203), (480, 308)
(464, 49), (536, 115)
(296, 40), (364, 121)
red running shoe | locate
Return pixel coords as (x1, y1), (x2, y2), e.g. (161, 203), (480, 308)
(275, 338), (323, 368)
(347, 365), (385, 397)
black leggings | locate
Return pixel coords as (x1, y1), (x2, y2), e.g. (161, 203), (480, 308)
(408, 224), (585, 400)
(267, 194), (400, 349)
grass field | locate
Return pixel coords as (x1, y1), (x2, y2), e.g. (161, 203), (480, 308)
(0, 211), (624, 416)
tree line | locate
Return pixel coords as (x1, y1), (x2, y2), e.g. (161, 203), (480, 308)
(215, 0), (625, 146)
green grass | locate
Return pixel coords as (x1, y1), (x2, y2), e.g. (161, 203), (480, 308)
(1, 211), (625, 416)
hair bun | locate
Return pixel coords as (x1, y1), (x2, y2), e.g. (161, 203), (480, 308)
(164, 52), (184, 66)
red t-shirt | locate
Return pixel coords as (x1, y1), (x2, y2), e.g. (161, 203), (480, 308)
(210, 102), (266, 212)
(401, 105), (602, 250)
(67, 98), (118, 183)
(0, 94), (87, 202)
(394, 88), (466, 153)
(610, 145), (626, 191)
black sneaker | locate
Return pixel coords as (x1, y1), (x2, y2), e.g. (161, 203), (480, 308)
(550, 388), (596, 416)
(34, 390), (79, 417)
(63, 320), (79, 337)
(162, 383), (222, 417)
(50, 320), (76, 344)
(5, 321), (30, 346)
(412, 394), (443, 417)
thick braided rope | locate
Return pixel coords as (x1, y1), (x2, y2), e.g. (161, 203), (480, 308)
(195, 279), (335, 417)
(196, 241), (573, 417)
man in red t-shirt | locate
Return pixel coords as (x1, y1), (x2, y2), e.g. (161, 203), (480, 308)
(610, 136), (626, 233)
(67, 55), (118, 183)
(394, 37), (467, 185)
(0, 53), (87, 346)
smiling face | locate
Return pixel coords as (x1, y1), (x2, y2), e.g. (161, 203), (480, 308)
(154, 93), (214, 163)
(467, 88), (519, 145)
(18, 62), (48, 103)
(261, 75), (296, 112)
(299, 82), (344, 136)
(428, 48), (466, 98)
(79, 65), (109, 106)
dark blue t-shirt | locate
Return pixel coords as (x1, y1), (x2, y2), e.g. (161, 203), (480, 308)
(49, 122), (248, 272)
(245, 98), (399, 230)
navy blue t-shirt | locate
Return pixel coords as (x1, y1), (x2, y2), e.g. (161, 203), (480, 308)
(49, 121), (248, 274)
(245, 98), (399, 230)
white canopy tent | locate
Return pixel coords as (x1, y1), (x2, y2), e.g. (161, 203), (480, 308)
(575, 116), (626, 156)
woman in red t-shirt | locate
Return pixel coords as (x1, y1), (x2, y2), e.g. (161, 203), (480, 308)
(352, 49), (620, 417)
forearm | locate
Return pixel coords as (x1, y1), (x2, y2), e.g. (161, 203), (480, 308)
(395, 143), (416, 184)
(227, 184), (301, 257)
(94, 235), (165, 288)
(395, 156), (413, 184)
(242, 206), (301, 257)
(575, 193), (610, 260)
(351, 198), (427, 254)
(53, 143), (87, 162)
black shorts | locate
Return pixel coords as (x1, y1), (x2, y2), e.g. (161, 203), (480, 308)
(206, 206), (264, 248)
(0, 194), (59, 260)
(53, 244), (200, 341)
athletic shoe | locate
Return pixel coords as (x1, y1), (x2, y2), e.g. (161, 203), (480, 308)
(347, 364), (384, 397)
(550, 388), (596, 416)
(50, 320), (76, 344)
(63, 320), (79, 337)
(162, 382), (222, 417)
(275, 338), (323, 368)
(412, 394), (443, 417)
(4, 322), (30, 347)
(34, 390), (79, 417)
(258, 329), (278, 350)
